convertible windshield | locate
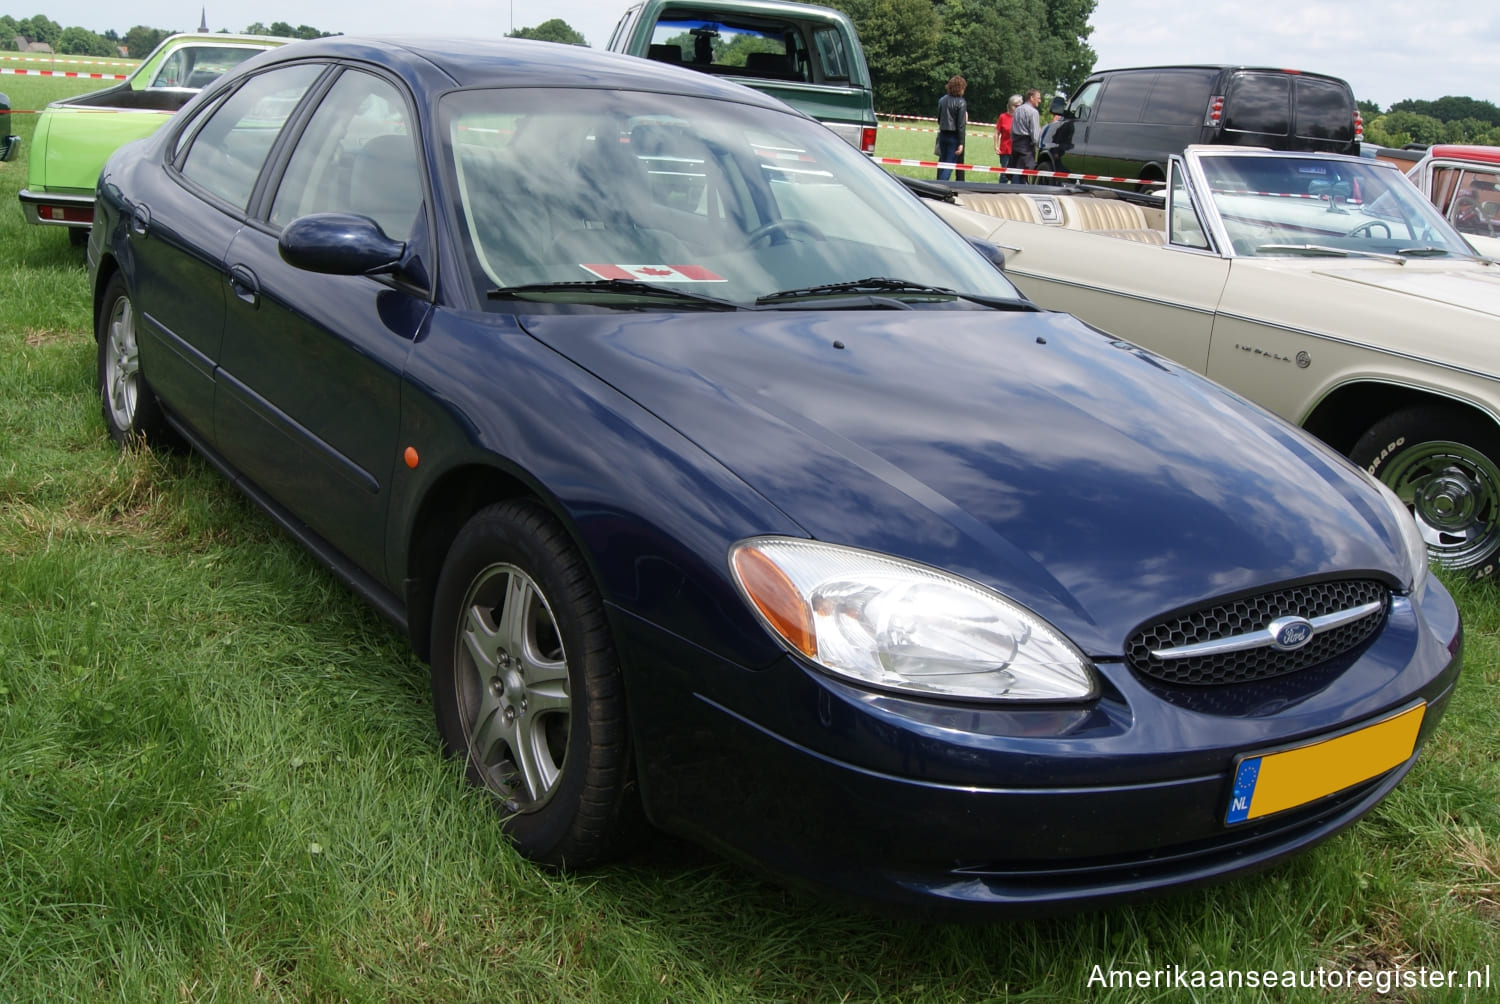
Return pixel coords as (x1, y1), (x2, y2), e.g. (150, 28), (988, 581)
(439, 88), (1022, 308)
(1192, 153), (1479, 259)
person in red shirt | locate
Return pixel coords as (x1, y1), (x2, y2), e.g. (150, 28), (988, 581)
(995, 94), (1021, 169)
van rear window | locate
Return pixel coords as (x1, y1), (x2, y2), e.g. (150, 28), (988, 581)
(1294, 77), (1354, 141)
(1223, 73), (1289, 136)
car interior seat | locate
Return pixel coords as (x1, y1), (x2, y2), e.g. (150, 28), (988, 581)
(348, 133), (423, 240)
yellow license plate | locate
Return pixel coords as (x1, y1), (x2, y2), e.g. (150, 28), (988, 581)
(1225, 703), (1425, 825)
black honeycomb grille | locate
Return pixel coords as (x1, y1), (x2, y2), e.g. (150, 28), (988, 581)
(1125, 579), (1389, 686)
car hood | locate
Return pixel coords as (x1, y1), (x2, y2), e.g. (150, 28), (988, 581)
(521, 309), (1411, 654)
(1300, 259), (1500, 316)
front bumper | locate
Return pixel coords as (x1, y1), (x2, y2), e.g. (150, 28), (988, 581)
(618, 577), (1462, 916)
(1, 134), (18, 162)
(19, 189), (95, 228)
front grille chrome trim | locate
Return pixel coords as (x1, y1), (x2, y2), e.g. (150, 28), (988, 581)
(1150, 599), (1384, 661)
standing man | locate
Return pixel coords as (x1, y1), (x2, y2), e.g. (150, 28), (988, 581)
(936, 76), (968, 182)
(1011, 88), (1042, 181)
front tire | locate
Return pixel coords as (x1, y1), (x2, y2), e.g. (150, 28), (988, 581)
(430, 500), (636, 867)
(1350, 406), (1500, 578)
(96, 272), (166, 446)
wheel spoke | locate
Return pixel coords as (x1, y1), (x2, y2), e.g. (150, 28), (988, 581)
(512, 711), (559, 800)
(497, 571), (535, 660)
(469, 690), (515, 766)
(460, 595), (505, 676)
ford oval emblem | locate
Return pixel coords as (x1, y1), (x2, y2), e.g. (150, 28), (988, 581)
(1268, 616), (1316, 651)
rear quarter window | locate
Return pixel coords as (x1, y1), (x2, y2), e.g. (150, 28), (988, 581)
(1142, 70), (1215, 124)
(812, 26), (849, 81)
(1095, 72), (1154, 123)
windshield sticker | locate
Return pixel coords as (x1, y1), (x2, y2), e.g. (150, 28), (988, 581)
(582, 264), (726, 282)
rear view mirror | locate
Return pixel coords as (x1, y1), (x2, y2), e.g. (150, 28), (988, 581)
(279, 213), (405, 276)
(967, 237), (1007, 271)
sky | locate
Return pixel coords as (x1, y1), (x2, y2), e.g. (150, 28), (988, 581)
(30, 0), (1498, 111)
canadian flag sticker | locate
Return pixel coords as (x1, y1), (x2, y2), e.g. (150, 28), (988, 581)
(581, 264), (727, 282)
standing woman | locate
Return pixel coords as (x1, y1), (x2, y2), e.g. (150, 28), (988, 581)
(936, 75), (968, 182)
(995, 94), (1021, 170)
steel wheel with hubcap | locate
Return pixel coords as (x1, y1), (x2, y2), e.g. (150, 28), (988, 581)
(1352, 405), (1500, 578)
(430, 500), (637, 867)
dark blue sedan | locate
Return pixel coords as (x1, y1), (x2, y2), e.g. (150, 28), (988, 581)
(88, 36), (1461, 916)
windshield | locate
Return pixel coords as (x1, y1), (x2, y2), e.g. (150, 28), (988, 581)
(438, 88), (1021, 307)
(1191, 154), (1478, 258)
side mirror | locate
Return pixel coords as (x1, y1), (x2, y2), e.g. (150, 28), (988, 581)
(279, 213), (405, 276)
(967, 237), (1007, 271)
(1049, 96), (1068, 117)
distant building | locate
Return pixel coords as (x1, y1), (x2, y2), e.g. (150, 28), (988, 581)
(15, 38), (54, 54)
(199, 8), (209, 33)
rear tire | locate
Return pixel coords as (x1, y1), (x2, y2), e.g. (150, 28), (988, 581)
(429, 500), (638, 868)
(96, 272), (167, 446)
(1350, 406), (1500, 579)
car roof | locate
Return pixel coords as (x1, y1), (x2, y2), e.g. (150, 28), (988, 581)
(1084, 65), (1352, 86)
(630, 0), (854, 21)
(245, 34), (794, 111)
(1425, 144), (1500, 167)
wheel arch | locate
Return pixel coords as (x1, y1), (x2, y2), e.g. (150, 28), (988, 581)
(91, 253), (123, 339)
(402, 462), (553, 662)
(1302, 380), (1500, 457)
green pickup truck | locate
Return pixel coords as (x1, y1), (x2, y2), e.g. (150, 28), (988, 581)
(19, 33), (287, 243)
(606, 0), (877, 153)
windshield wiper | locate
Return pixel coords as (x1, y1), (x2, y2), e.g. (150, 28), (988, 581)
(487, 279), (741, 310)
(755, 276), (1033, 310)
(1395, 246), (1459, 257)
(1252, 244), (1407, 264)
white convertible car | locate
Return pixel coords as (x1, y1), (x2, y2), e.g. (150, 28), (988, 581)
(922, 147), (1500, 578)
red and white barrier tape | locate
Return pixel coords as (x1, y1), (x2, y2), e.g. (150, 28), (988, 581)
(873, 156), (1164, 187)
(0, 67), (129, 80)
(3, 55), (136, 68)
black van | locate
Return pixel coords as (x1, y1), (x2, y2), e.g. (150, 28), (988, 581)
(1040, 66), (1361, 187)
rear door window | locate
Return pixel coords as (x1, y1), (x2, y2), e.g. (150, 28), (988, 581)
(1223, 73), (1290, 136)
(178, 63), (323, 210)
(1293, 77), (1354, 141)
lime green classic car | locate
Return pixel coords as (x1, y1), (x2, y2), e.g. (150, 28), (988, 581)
(20, 33), (288, 243)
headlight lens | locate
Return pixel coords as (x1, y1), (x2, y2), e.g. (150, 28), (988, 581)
(1367, 475), (1431, 594)
(729, 538), (1096, 701)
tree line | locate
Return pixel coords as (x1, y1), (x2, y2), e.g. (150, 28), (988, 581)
(1362, 96), (1500, 149)
(1, 14), (334, 59)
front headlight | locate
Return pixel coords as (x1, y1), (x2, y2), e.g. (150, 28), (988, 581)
(1367, 474), (1431, 595)
(729, 537), (1097, 701)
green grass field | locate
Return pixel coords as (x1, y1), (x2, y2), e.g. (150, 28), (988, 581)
(1, 76), (1497, 1002)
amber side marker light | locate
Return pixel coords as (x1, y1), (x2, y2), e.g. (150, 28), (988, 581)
(403, 446), (419, 469)
(732, 545), (817, 658)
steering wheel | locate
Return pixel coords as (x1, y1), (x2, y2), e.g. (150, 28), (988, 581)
(1348, 220), (1392, 239)
(743, 218), (827, 248)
